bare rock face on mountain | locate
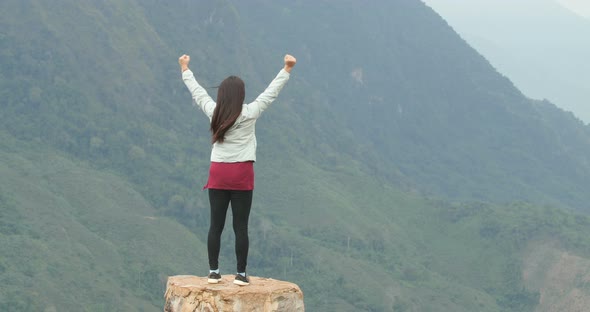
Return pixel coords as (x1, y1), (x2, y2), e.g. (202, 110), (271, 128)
(164, 275), (304, 312)
(523, 242), (590, 312)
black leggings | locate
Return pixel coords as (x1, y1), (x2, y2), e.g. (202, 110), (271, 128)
(207, 189), (253, 273)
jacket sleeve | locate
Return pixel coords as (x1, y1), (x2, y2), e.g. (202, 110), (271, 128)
(182, 69), (216, 118)
(242, 68), (290, 120)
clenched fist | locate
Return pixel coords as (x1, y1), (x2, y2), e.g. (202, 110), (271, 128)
(284, 54), (296, 73)
(179, 54), (190, 72)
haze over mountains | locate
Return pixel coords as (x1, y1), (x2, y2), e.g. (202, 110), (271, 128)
(423, 0), (590, 123)
(2, 0), (590, 311)
(557, 0), (590, 17)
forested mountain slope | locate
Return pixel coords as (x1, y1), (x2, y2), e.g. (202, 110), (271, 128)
(0, 133), (207, 311)
(2, 0), (589, 211)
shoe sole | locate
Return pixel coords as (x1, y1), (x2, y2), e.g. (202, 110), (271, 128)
(233, 280), (249, 286)
(208, 278), (220, 284)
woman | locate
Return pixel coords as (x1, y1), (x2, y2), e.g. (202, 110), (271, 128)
(179, 53), (296, 286)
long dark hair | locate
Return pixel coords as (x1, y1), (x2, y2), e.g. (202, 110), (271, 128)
(210, 76), (245, 144)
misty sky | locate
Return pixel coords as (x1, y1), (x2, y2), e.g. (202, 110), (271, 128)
(422, 0), (590, 123)
(557, 0), (590, 17)
(423, 0), (590, 17)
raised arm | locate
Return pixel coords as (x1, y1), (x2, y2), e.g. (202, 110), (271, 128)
(179, 54), (216, 118)
(243, 54), (297, 120)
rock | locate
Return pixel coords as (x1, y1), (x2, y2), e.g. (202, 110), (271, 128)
(164, 275), (304, 312)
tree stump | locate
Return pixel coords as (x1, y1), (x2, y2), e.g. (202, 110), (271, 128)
(164, 275), (304, 312)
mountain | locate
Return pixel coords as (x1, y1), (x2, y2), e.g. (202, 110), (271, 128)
(162, 0), (590, 210)
(4, 130), (590, 312)
(2, 0), (590, 311)
(423, 0), (590, 123)
(0, 132), (208, 311)
(4, 0), (590, 212)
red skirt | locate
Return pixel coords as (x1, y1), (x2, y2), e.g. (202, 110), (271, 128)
(203, 161), (254, 190)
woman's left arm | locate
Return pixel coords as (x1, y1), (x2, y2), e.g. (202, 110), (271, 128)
(243, 54), (296, 119)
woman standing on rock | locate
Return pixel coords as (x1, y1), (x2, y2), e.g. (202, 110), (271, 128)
(179, 54), (296, 286)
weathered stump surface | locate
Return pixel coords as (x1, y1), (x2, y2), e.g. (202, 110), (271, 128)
(164, 275), (304, 312)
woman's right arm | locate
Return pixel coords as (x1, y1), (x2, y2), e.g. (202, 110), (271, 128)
(179, 54), (216, 118)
